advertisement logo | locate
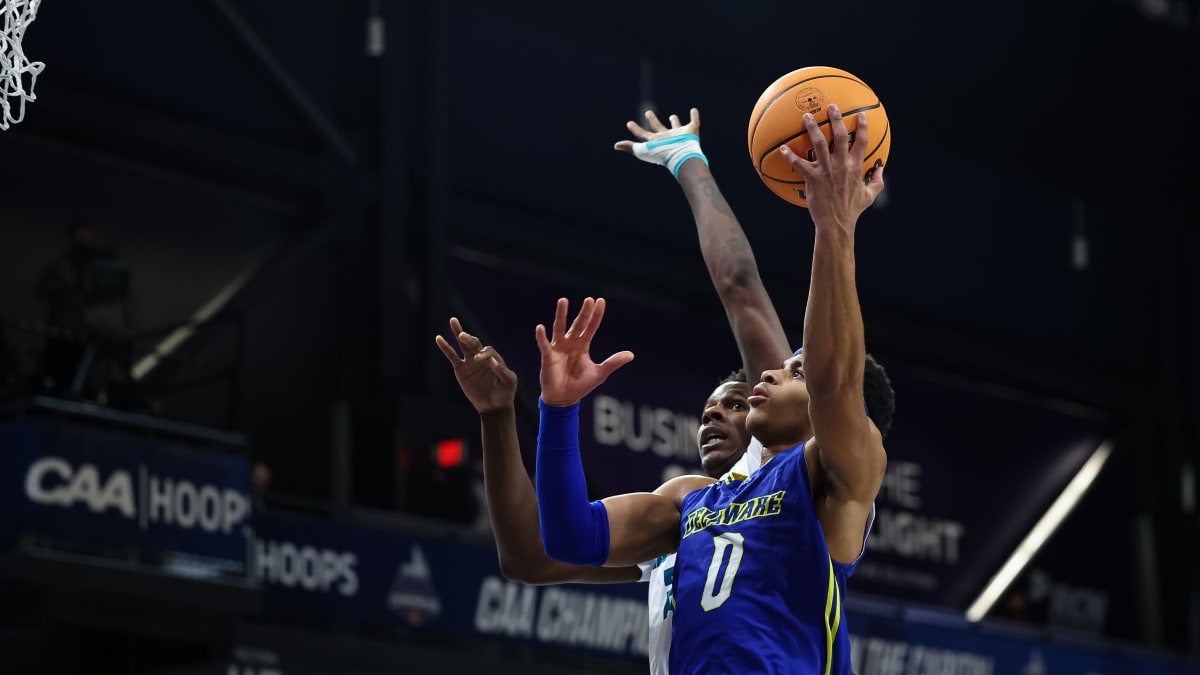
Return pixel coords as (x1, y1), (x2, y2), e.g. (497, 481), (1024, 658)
(387, 545), (442, 626)
(23, 455), (249, 534)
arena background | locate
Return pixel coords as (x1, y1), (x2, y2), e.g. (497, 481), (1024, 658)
(1, 1), (1197, 673)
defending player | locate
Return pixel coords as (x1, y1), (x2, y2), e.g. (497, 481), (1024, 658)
(435, 103), (796, 674)
(534, 105), (894, 674)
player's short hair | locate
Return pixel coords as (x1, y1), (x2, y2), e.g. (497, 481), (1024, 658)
(863, 353), (895, 438)
(719, 369), (747, 385)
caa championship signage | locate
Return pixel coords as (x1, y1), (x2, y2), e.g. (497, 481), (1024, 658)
(247, 509), (649, 661)
(240, 510), (1195, 673)
(1, 418), (251, 572)
(846, 604), (1198, 675)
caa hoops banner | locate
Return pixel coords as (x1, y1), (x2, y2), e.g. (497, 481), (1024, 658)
(1, 418), (251, 573)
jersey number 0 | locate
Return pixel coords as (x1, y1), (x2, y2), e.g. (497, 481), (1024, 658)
(701, 532), (745, 611)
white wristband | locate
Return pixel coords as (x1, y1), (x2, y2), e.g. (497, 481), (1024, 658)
(630, 133), (708, 179)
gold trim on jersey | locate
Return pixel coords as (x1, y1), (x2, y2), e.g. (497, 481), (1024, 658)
(681, 490), (786, 539)
(823, 556), (843, 675)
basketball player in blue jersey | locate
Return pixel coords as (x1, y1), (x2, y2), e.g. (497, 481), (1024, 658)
(534, 104), (894, 674)
(435, 104), (794, 675)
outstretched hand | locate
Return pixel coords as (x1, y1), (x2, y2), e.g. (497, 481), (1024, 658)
(779, 104), (885, 232)
(435, 317), (518, 414)
(536, 297), (634, 407)
(614, 107), (701, 153)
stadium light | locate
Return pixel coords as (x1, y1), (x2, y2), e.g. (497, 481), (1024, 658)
(965, 440), (1114, 622)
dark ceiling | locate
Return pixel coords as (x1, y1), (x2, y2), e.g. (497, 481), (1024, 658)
(7, 0), (1195, 384)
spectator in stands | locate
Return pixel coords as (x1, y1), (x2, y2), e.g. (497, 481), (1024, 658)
(251, 461), (273, 510)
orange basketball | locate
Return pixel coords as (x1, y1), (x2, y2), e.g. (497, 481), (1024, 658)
(748, 66), (891, 208)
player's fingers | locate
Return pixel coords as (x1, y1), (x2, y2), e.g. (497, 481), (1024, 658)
(596, 351), (635, 380)
(551, 298), (569, 341)
(458, 330), (483, 354)
(434, 334), (461, 363)
(850, 112), (868, 165)
(626, 120), (653, 141)
(668, 114), (682, 129)
(584, 297), (608, 341)
(474, 344), (506, 368)
(866, 163), (886, 197)
(690, 108), (700, 128)
(780, 145), (815, 181)
(535, 324), (551, 354)
(449, 317), (464, 336)
(644, 110), (669, 132)
(802, 113), (831, 166)
(827, 104), (849, 162)
(614, 140), (636, 153)
(566, 297), (596, 338)
(489, 356), (518, 385)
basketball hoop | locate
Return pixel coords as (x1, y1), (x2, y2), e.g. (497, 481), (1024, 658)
(0, 0), (44, 130)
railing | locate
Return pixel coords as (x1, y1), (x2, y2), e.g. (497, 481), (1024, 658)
(1, 311), (249, 431)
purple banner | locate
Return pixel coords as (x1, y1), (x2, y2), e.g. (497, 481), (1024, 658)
(853, 365), (1109, 610)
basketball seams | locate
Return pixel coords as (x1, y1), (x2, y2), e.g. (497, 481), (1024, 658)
(748, 72), (869, 152)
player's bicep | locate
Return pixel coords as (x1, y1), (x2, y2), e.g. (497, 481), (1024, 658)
(600, 493), (680, 566)
(600, 476), (713, 566)
(809, 392), (886, 502)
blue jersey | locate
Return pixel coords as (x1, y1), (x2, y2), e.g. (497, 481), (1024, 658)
(669, 442), (871, 675)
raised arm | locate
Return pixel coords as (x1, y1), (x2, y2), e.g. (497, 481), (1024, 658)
(616, 108), (792, 380)
(533, 297), (711, 566)
(780, 105), (888, 561)
(435, 318), (639, 584)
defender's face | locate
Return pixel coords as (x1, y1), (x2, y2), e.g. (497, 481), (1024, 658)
(696, 381), (753, 478)
(746, 355), (811, 441)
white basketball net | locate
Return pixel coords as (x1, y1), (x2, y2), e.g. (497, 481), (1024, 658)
(0, 0), (44, 130)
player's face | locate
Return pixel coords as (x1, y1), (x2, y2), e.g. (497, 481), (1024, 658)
(746, 355), (811, 443)
(696, 381), (752, 478)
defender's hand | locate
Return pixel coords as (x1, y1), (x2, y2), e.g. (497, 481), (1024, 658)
(614, 108), (707, 178)
(614, 107), (702, 152)
(435, 317), (518, 414)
